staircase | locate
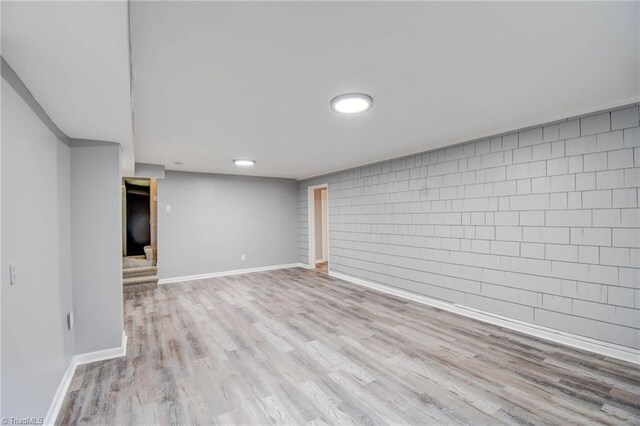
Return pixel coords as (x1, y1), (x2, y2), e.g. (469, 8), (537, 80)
(123, 265), (158, 292)
(123, 246), (158, 292)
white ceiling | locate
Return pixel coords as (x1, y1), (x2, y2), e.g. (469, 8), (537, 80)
(1, 0), (134, 173)
(2, 2), (638, 180)
(131, 1), (639, 180)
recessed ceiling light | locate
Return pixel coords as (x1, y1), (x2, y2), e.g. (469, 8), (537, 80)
(331, 93), (373, 114)
(233, 159), (256, 167)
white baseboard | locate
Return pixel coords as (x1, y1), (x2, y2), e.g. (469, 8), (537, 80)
(44, 331), (127, 426)
(43, 358), (76, 426)
(329, 271), (640, 366)
(158, 263), (305, 284)
(74, 332), (128, 365)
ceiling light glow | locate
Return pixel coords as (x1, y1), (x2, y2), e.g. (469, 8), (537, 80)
(331, 93), (373, 114)
(233, 159), (256, 167)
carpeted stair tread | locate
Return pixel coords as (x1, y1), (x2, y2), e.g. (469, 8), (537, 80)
(123, 282), (157, 292)
(123, 258), (154, 268)
(124, 265), (157, 272)
(123, 275), (159, 286)
(123, 266), (158, 278)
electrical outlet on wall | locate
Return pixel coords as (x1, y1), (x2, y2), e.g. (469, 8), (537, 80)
(66, 311), (74, 330)
(241, 254), (246, 261)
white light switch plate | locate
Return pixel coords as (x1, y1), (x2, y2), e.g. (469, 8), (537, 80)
(166, 204), (171, 212)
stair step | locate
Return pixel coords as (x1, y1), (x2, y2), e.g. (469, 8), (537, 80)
(123, 258), (153, 268)
(123, 266), (158, 278)
(123, 281), (157, 292)
(123, 275), (159, 286)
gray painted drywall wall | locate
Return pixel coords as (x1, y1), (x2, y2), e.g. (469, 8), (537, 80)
(299, 105), (640, 350)
(71, 144), (123, 353)
(1, 79), (74, 418)
(134, 162), (165, 179)
(158, 171), (298, 279)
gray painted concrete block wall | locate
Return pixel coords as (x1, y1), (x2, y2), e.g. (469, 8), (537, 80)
(299, 105), (640, 350)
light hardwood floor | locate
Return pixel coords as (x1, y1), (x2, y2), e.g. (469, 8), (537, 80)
(57, 267), (640, 425)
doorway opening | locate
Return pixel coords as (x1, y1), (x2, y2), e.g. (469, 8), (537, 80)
(121, 177), (159, 291)
(308, 184), (329, 274)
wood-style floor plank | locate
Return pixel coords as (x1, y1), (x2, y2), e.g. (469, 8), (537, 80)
(57, 267), (640, 425)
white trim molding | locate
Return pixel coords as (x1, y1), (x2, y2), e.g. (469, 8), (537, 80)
(44, 332), (127, 426)
(43, 361), (76, 426)
(158, 263), (303, 284)
(330, 271), (640, 366)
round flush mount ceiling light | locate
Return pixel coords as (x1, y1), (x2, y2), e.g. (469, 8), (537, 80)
(330, 93), (373, 114)
(233, 159), (256, 167)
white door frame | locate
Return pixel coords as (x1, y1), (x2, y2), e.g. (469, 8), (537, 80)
(320, 189), (328, 262)
(307, 184), (329, 270)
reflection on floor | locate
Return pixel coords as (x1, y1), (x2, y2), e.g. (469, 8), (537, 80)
(314, 261), (328, 274)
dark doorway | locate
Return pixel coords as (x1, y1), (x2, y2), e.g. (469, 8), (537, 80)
(125, 182), (151, 256)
